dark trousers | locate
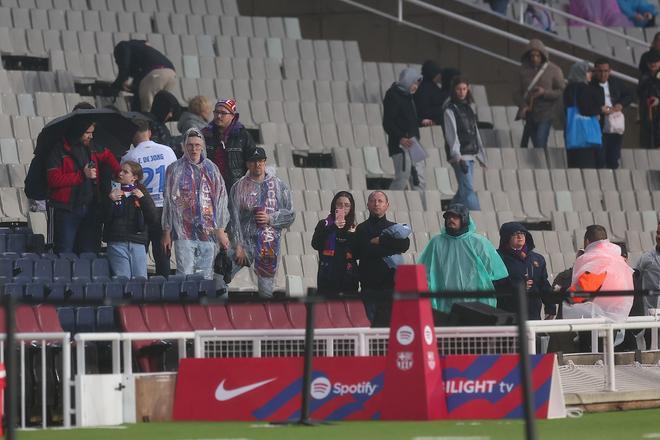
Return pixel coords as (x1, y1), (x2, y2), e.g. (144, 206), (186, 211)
(520, 118), (552, 149)
(52, 205), (100, 254)
(602, 133), (623, 169)
(566, 147), (603, 169)
(148, 207), (170, 276)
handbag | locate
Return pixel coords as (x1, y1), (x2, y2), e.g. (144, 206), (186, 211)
(604, 111), (625, 135)
(565, 90), (602, 150)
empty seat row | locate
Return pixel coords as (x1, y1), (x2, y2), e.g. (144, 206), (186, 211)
(0, 0), (240, 16)
(119, 300), (371, 334)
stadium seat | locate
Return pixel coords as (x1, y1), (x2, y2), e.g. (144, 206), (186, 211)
(226, 303), (272, 329)
(34, 304), (64, 333)
(163, 305), (193, 332)
(286, 302), (334, 329)
(124, 279), (145, 301)
(141, 305), (171, 333)
(96, 306), (116, 332)
(16, 305), (40, 333)
(206, 304), (233, 330)
(264, 303), (293, 329)
(72, 258), (91, 281)
(117, 305), (167, 372)
(91, 258), (110, 281)
(345, 300), (371, 327)
(57, 307), (75, 334)
(84, 281), (104, 301)
(75, 306), (95, 333)
(143, 282), (162, 302)
(25, 282), (46, 301)
(184, 304), (214, 330)
(326, 301), (353, 328)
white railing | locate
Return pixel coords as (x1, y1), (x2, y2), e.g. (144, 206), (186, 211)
(516, 0), (648, 48)
(0, 333), (71, 429)
(337, 0), (639, 84)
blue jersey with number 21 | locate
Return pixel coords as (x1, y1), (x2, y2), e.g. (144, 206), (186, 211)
(121, 141), (177, 208)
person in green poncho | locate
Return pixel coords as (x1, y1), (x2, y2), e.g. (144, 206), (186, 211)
(417, 203), (509, 314)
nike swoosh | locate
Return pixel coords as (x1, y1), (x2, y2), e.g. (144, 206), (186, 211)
(214, 378), (276, 401)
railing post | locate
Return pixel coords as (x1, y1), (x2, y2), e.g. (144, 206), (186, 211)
(62, 333), (71, 428)
(397, 0), (403, 21)
(604, 326), (616, 392)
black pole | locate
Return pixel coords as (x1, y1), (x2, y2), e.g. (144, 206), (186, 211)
(299, 298), (316, 425)
(515, 282), (537, 440)
(5, 295), (17, 440)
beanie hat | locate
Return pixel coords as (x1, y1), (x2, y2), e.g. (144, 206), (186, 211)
(215, 98), (237, 114)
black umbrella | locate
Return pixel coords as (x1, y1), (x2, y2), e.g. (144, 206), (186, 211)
(34, 108), (139, 158)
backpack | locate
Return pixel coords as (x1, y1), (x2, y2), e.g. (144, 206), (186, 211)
(24, 155), (48, 201)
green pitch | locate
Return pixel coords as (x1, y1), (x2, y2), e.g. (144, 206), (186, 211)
(14, 409), (660, 440)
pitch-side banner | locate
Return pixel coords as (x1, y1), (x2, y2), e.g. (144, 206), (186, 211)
(172, 354), (565, 421)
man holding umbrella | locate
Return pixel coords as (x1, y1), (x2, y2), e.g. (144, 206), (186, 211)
(42, 110), (131, 254)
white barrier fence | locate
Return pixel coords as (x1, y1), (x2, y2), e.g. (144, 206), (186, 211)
(7, 314), (660, 428)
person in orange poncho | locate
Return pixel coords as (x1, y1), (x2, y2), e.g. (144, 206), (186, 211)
(563, 225), (634, 323)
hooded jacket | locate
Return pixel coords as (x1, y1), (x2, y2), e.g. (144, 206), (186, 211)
(177, 111), (209, 134)
(513, 39), (565, 123)
(496, 222), (555, 319)
(161, 129), (228, 242)
(414, 60), (445, 125)
(564, 239), (634, 322)
(202, 117), (256, 190)
(144, 91), (181, 150)
(417, 205), (509, 313)
(382, 68), (421, 156)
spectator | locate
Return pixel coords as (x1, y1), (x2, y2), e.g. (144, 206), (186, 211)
(443, 77), (486, 211)
(591, 58), (634, 169)
(496, 222), (555, 320)
(121, 119), (177, 277)
(144, 90), (181, 151)
(524, 1), (557, 33)
(414, 60), (444, 127)
(616, 0), (656, 27)
(353, 191), (410, 327)
(178, 95), (212, 134)
(437, 67), (461, 109)
(110, 40), (176, 112)
(161, 128), (229, 280)
(486, 0), (509, 15)
(202, 99), (256, 191)
(563, 225), (634, 322)
(514, 39), (565, 149)
(637, 51), (660, 148)
(634, 223), (660, 315)
(417, 203), (508, 315)
(568, 0), (633, 27)
(47, 117), (121, 254)
(564, 61), (604, 168)
(227, 147), (295, 297)
(638, 32), (660, 77)
(103, 161), (158, 279)
(311, 191), (359, 298)
(383, 67), (425, 192)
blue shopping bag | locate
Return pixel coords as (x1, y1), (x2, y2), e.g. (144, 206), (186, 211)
(565, 105), (602, 150)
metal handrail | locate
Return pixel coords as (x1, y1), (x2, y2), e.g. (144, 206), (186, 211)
(338, 0), (639, 84)
(517, 0), (649, 48)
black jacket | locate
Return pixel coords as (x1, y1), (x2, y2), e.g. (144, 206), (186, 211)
(111, 40), (174, 93)
(563, 82), (603, 116)
(203, 123), (255, 190)
(590, 77), (634, 128)
(414, 60), (444, 125)
(353, 214), (410, 292)
(638, 49), (660, 78)
(382, 84), (420, 157)
(496, 222), (555, 319)
(103, 191), (158, 245)
(311, 219), (359, 297)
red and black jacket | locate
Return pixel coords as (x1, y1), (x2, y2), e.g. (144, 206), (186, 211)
(47, 139), (121, 210)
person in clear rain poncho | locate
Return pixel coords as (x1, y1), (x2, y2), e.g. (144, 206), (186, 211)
(224, 147), (295, 297)
(161, 128), (229, 280)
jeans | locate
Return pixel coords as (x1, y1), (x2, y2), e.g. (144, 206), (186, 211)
(603, 133), (623, 169)
(488, 0), (509, 15)
(389, 152), (426, 191)
(451, 160), (480, 210)
(521, 118), (553, 149)
(107, 241), (148, 279)
(52, 205), (100, 254)
(174, 240), (216, 280)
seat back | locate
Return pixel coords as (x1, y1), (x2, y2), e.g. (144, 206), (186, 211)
(34, 304), (64, 332)
(326, 301), (353, 328)
(57, 307), (75, 333)
(344, 300), (371, 327)
(96, 306), (116, 332)
(16, 305), (40, 332)
(265, 303), (293, 329)
(141, 305), (171, 332)
(184, 304), (214, 330)
(75, 307), (96, 332)
(227, 304), (272, 329)
(117, 305), (150, 332)
(207, 304), (233, 330)
(163, 305), (193, 331)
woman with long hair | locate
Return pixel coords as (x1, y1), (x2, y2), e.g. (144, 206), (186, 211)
(442, 76), (486, 211)
(104, 161), (158, 278)
(311, 191), (359, 297)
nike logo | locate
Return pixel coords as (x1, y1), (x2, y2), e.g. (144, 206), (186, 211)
(214, 378), (276, 401)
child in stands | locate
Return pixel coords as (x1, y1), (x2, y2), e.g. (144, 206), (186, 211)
(103, 161), (158, 278)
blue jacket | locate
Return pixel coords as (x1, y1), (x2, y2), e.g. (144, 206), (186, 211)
(617, 0), (656, 26)
(496, 222), (555, 319)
